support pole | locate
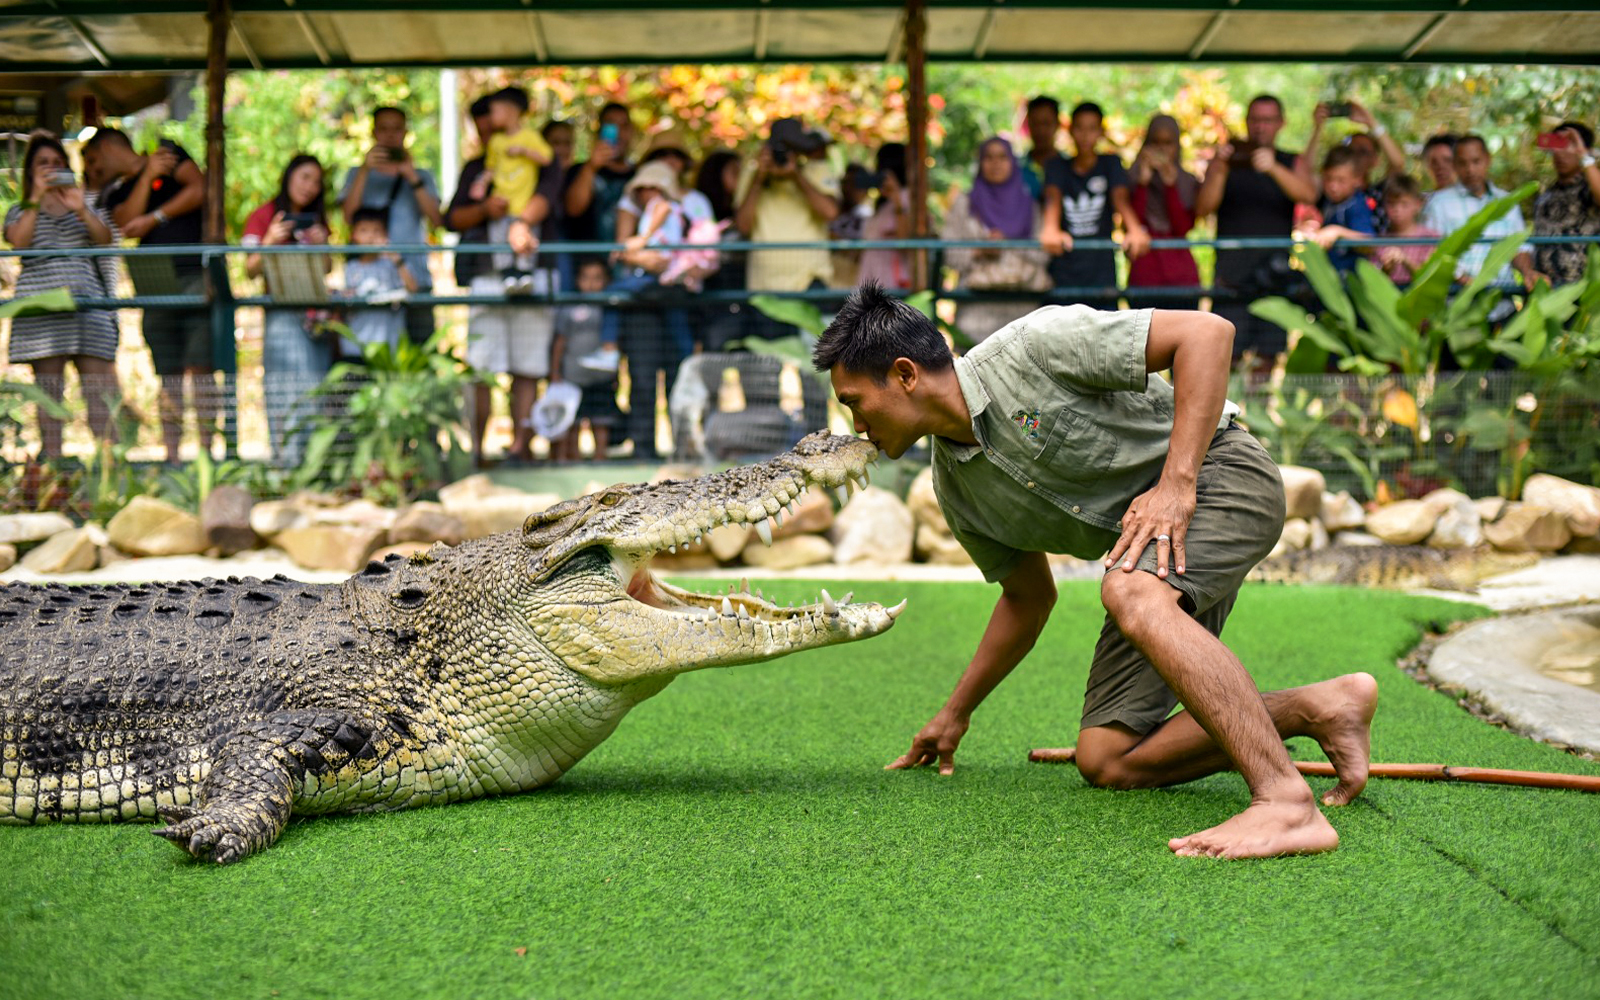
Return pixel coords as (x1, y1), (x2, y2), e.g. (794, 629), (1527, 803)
(205, 0), (236, 456)
(904, 0), (929, 291)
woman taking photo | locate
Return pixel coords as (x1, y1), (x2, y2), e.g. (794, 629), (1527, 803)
(1126, 114), (1201, 309)
(940, 136), (1049, 343)
(3, 132), (120, 458)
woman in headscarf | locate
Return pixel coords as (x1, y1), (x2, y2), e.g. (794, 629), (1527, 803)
(939, 136), (1050, 343)
(1126, 114), (1200, 309)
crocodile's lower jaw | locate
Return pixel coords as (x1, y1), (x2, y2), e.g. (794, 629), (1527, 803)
(619, 555), (906, 624)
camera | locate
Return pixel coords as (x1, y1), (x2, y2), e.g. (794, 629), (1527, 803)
(1326, 102), (1353, 118)
(765, 118), (829, 170)
(46, 169), (78, 188)
(383, 145), (406, 162)
(1227, 137), (1263, 168)
(284, 212), (319, 232)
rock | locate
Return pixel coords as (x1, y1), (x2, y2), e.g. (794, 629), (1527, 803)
(201, 485), (258, 555)
(388, 502), (467, 547)
(1426, 496), (1483, 550)
(1278, 518), (1312, 551)
(915, 524), (973, 565)
(106, 495), (208, 557)
(98, 544), (131, 569)
(1522, 473), (1600, 538)
(1332, 531), (1385, 547)
(273, 524), (389, 574)
(1277, 466), (1326, 521)
(372, 542), (434, 562)
(830, 487), (914, 565)
(20, 527), (99, 574)
(906, 467), (948, 533)
(1320, 491), (1365, 532)
(444, 492), (562, 540)
(249, 499), (308, 538)
(1474, 496), (1508, 525)
(0, 543), (15, 572)
(1365, 500), (1436, 546)
(705, 522), (753, 562)
(773, 487), (834, 540)
(437, 473), (526, 507)
(742, 534), (834, 570)
(311, 498), (396, 531)
(1309, 518), (1330, 551)
(1483, 503), (1572, 553)
(0, 512), (74, 545)
(1419, 487), (1472, 518)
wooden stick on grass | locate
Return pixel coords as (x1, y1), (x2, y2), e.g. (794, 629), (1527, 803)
(1027, 747), (1600, 794)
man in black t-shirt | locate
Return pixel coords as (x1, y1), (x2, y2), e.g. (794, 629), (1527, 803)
(1038, 102), (1150, 309)
(85, 128), (216, 462)
(1194, 95), (1316, 362)
(562, 101), (636, 246)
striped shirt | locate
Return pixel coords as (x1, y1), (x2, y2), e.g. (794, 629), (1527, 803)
(3, 203), (119, 362)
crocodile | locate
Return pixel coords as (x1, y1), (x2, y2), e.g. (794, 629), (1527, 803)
(0, 432), (901, 864)
(1248, 544), (1538, 591)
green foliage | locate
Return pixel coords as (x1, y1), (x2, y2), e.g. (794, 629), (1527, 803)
(289, 330), (481, 504)
(154, 449), (274, 514)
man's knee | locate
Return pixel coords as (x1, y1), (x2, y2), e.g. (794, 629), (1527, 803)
(1074, 748), (1146, 791)
(1100, 570), (1180, 642)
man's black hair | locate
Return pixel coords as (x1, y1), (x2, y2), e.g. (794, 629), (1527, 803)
(1069, 101), (1104, 123)
(350, 206), (389, 231)
(598, 101), (630, 123)
(1422, 133), (1458, 154)
(1321, 145), (1361, 172)
(1247, 94), (1284, 116)
(1559, 121), (1596, 151)
(1026, 95), (1060, 118)
(83, 127), (131, 151)
(811, 281), (953, 383)
(1456, 133), (1489, 156)
(469, 95), (493, 119)
(373, 106), (406, 126)
(489, 86), (530, 113)
(542, 118), (573, 141)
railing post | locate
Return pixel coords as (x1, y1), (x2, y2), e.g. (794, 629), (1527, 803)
(207, 251), (238, 458)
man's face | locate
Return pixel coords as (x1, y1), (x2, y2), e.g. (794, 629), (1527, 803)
(472, 113), (494, 147)
(1026, 105), (1060, 154)
(82, 141), (132, 183)
(1424, 144), (1456, 189)
(546, 124), (575, 165)
(1454, 140), (1490, 195)
(830, 364), (922, 460)
(1068, 112), (1103, 158)
(373, 110), (408, 149)
(1245, 100), (1283, 148)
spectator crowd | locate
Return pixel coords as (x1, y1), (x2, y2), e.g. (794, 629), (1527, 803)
(5, 85), (1599, 465)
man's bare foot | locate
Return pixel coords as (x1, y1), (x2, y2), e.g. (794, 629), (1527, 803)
(1169, 785), (1339, 859)
(1305, 672), (1378, 807)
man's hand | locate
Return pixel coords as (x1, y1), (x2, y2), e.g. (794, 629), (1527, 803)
(1106, 478), (1198, 578)
(886, 709), (969, 776)
(1122, 223), (1151, 260)
(147, 147), (179, 178)
(1039, 230), (1073, 255)
(483, 195), (510, 221)
(122, 213), (159, 239)
(508, 218), (539, 256)
(1250, 146), (1276, 174)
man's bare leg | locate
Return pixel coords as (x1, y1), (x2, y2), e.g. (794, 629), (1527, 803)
(1075, 672), (1378, 806)
(1099, 570), (1340, 859)
(507, 375), (537, 459)
(158, 374), (185, 462)
(470, 383), (493, 466)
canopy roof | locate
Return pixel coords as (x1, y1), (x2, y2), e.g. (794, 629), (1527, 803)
(3, 0), (1599, 73)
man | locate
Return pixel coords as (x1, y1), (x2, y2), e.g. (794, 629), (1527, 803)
(813, 283), (1377, 859)
(1422, 134), (1536, 289)
(1037, 101), (1150, 308)
(1421, 134), (1459, 196)
(1531, 122), (1600, 287)
(339, 106), (444, 346)
(1194, 95), (1316, 363)
(85, 128), (216, 463)
(563, 101), (636, 250)
(1021, 95), (1070, 202)
(446, 95), (563, 465)
(1297, 99), (1407, 231)
(734, 116), (840, 297)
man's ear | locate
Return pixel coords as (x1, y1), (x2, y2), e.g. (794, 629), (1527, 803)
(892, 357), (919, 393)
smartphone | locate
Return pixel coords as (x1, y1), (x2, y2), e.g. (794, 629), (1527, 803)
(1325, 102), (1353, 118)
(599, 123), (620, 146)
(284, 212), (319, 232)
(383, 145), (406, 162)
(1536, 132), (1571, 150)
(46, 170), (78, 188)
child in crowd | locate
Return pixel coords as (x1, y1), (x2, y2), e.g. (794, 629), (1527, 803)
(548, 257), (620, 461)
(485, 86), (553, 283)
(342, 206), (417, 353)
(1303, 146), (1376, 273)
(1377, 174), (1441, 283)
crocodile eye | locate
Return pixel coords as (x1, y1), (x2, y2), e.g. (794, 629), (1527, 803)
(598, 492), (623, 507)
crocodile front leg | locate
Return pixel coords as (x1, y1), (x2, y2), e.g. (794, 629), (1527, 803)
(153, 711), (410, 865)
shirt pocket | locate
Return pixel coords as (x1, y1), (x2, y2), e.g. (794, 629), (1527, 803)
(1036, 406), (1120, 483)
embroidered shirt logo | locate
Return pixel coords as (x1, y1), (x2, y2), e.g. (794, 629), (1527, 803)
(1011, 408), (1042, 440)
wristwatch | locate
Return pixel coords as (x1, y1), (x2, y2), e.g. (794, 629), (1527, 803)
(152, 208), (170, 226)
(1583, 153), (1597, 169)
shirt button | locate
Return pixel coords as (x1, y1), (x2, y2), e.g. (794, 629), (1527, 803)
(1071, 505), (1081, 513)
(1026, 481), (1036, 489)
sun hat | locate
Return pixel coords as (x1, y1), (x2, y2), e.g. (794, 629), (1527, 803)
(625, 159), (684, 201)
(638, 127), (692, 163)
(531, 381), (581, 440)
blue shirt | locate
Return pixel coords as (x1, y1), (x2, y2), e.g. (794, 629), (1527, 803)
(338, 167), (439, 290)
(1320, 192), (1376, 273)
(342, 256), (407, 352)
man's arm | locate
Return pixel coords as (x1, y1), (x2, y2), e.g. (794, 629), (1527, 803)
(1194, 149), (1229, 221)
(1104, 309), (1234, 578)
(886, 551), (1056, 775)
(793, 162), (839, 223)
(159, 160), (206, 221)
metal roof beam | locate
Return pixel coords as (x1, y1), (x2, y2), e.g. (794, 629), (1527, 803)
(11, 0), (1600, 13)
(43, 1), (113, 68)
(1401, 11), (1451, 60)
(231, 19), (263, 70)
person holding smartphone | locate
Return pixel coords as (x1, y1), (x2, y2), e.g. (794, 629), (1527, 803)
(3, 131), (121, 459)
(1532, 121), (1600, 287)
(563, 102), (637, 252)
(243, 154), (333, 463)
(338, 106), (443, 346)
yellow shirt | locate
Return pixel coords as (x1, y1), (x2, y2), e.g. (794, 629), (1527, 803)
(485, 127), (552, 215)
(735, 158), (840, 291)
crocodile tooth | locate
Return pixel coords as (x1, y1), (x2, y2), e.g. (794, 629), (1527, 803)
(755, 520), (773, 546)
(821, 589), (838, 616)
(754, 587), (763, 601)
(737, 604), (749, 620)
(861, 466), (871, 486)
(772, 509), (785, 529)
(834, 485), (850, 507)
(885, 599), (907, 620)
(740, 577), (750, 593)
(841, 591), (853, 605)
(669, 545), (677, 554)
(722, 596), (734, 616)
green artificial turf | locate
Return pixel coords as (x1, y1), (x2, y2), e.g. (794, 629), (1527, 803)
(3, 583), (1598, 1000)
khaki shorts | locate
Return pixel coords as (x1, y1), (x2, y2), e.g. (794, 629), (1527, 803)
(1079, 424), (1286, 735)
(466, 275), (553, 378)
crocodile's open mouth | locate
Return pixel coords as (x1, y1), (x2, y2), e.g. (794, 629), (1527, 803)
(619, 557), (904, 624)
